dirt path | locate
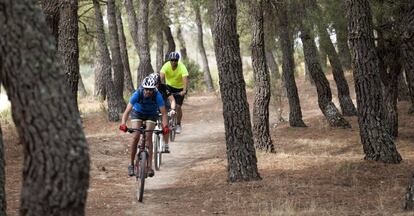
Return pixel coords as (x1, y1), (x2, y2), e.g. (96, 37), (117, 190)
(85, 94), (225, 216)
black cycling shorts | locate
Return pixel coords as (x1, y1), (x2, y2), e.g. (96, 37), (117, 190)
(167, 85), (185, 106)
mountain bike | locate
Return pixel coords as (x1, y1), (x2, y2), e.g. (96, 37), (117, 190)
(127, 126), (163, 202)
(168, 108), (177, 142)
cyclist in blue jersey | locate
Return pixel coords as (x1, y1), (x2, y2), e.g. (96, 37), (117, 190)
(119, 76), (169, 177)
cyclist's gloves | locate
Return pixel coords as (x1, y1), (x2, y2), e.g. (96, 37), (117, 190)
(162, 126), (170, 135)
(119, 124), (128, 132)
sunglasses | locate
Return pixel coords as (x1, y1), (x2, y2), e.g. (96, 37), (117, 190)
(144, 88), (154, 92)
(170, 59), (178, 62)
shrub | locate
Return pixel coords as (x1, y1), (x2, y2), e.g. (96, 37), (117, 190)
(182, 58), (204, 92)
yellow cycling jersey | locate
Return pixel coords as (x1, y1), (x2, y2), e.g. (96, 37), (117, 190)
(160, 61), (189, 89)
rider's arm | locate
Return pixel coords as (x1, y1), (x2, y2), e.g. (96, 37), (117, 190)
(181, 75), (188, 96)
(159, 106), (168, 128)
(121, 103), (133, 125)
(160, 72), (166, 84)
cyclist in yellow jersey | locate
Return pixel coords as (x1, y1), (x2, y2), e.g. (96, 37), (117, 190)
(160, 51), (188, 134)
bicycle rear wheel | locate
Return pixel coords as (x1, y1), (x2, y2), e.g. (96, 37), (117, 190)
(169, 115), (177, 142)
(137, 152), (146, 202)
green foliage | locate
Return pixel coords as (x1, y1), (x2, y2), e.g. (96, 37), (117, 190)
(78, 2), (97, 64)
(182, 58), (204, 92)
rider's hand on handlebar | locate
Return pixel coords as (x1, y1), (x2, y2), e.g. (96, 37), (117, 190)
(169, 109), (176, 115)
(162, 126), (170, 135)
(119, 124), (128, 132)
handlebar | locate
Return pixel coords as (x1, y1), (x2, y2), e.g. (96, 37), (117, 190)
(127, 127), (163, 135)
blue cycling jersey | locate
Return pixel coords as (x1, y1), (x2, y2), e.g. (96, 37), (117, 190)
(129, 88), (165, 115)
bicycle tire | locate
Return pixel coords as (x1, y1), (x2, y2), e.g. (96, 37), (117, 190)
(137, 151), (146, 202)
(154, 134), (161, 171)
(158, 134), (163, 166)
(169, 115), (177, 142)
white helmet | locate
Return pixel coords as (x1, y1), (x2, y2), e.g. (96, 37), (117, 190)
(142, 77), (156, 89)
(148, 73), (161, 85)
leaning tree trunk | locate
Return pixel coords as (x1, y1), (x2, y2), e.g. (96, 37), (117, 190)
(193, 3), (215, 92)
(317, 19), (357, 116)
(332, 0), (352, 71)
(137, 0), (154, 83)
(176, 23), (188, 60)
(250, 0), (275, 153)
(213, 0), (261, 182)
(78, 73), (88, 97)
(93, 0), (120, 121)
(299, 5), (351, 128)
(124, 0), (140, 53)
(274, 0), (307, 127)
(401, 6), (414, 114)
(0, 126), (5, 216)
(116, 6), (135, 93)
(164, 25), (176, 55)
(107, 0), (126, 112)
(266, 51), (280, 80)
(0, 1), (90, 214)
(346, 0), (401, 163)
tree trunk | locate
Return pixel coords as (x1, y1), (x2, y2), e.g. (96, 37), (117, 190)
(137, 0), (154, 83)
(124, 0), (140, 52)
(319, 46), (328, 74)
(316, 17), (357, 116)
(193, 3), (215, 92)
(332, 0), (352, 71)
(400, 6), (414, 114)
(404, 172), (414, 210)
(250, 0), (275, 153)
(274, 0), (306, 127)
(0, 126), (5, 216)
(0, 1), (90, 214)
(346, 0), (401, 163)
(213, 0), (261, 182)
(266, 50), (280, 80)
(116, 6), (135, 93)
(153, 0), (166, 72)
(164, 26), (176, 55)
(176, 23), (188, 60)
(299, 5), (351, 128)
(94, 56), (106, 99)
(398, 72), (410, 101)
(107, 0), (126, 112)
(78, 73), (88, 97)
(93, 0), (120, 121)
(41, 1), (59, 45)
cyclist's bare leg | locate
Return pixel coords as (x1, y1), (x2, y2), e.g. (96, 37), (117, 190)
(144, 121), (156, 170)
(130, 120), (142, 165)
(176, 105), (182, 124)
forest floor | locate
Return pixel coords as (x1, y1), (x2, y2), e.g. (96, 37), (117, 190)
(3, 74), (414, 216)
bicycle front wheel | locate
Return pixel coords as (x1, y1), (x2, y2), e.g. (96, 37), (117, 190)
(154, 134), (161, 171)
(169, 115), (177, 142)
(137, 152), (146, 202)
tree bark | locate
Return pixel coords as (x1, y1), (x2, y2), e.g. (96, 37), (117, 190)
(346, 0), (401, 163)
(398, 72), (410, 101)
(332, 0), (352, 70)
(299, 5), (351, 128)
(107, 0), (126, 112)
(116, 6), (135, 93)
(315, 12), (357, 116)
(94, 55), (106, 99)
(193, 3), (215, 92)
(250, 0), (275, 153)
(78, 73), (88, 97)
(213, 0), (261, 182)
(400, 5), (414, 114)
(0, 126), (5, 216)
(274, 0), (307, 127)
(93, 0), (120, 121)
(137, 0), (154, 83)
(153, 0), (166, 72)
(176, 23), (188, 60)
(124, 0), (140, 52)
(0, 1), (90, 214)
(164, 25), (176, 54)
(405, 172), (414, 210)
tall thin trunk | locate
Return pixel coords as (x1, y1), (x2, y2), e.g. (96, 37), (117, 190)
(401, 5), (414, 114)
(315, 10), (357, 116)
(116, 6), (135, 93)
(153, 0), (166, 72)
(213, 0), (261, 182)
(332, 1), (352, 70)
(94, 56), (106, 99)
(266, 50), (280, 80)
(107, 0), (126, 112)
(136, 0), (154, 83)
(156, 32), (164, 72)
(164, 25), (176, 54)
(124, 0), (140, 52)
(0, 1), (90, 214)
(193, 3), (214, 92)
(274, 0), (306, 127)
(346, 0), (401, 163)
(299, 4), (351, 128)
(250, 0), (275, 153)
(176, 23), (188, 60)
(93, 0), (120, 121)
(398, 72), (410, 101)
(78, 73), (88, 97)
(0, 126), (5, 216)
